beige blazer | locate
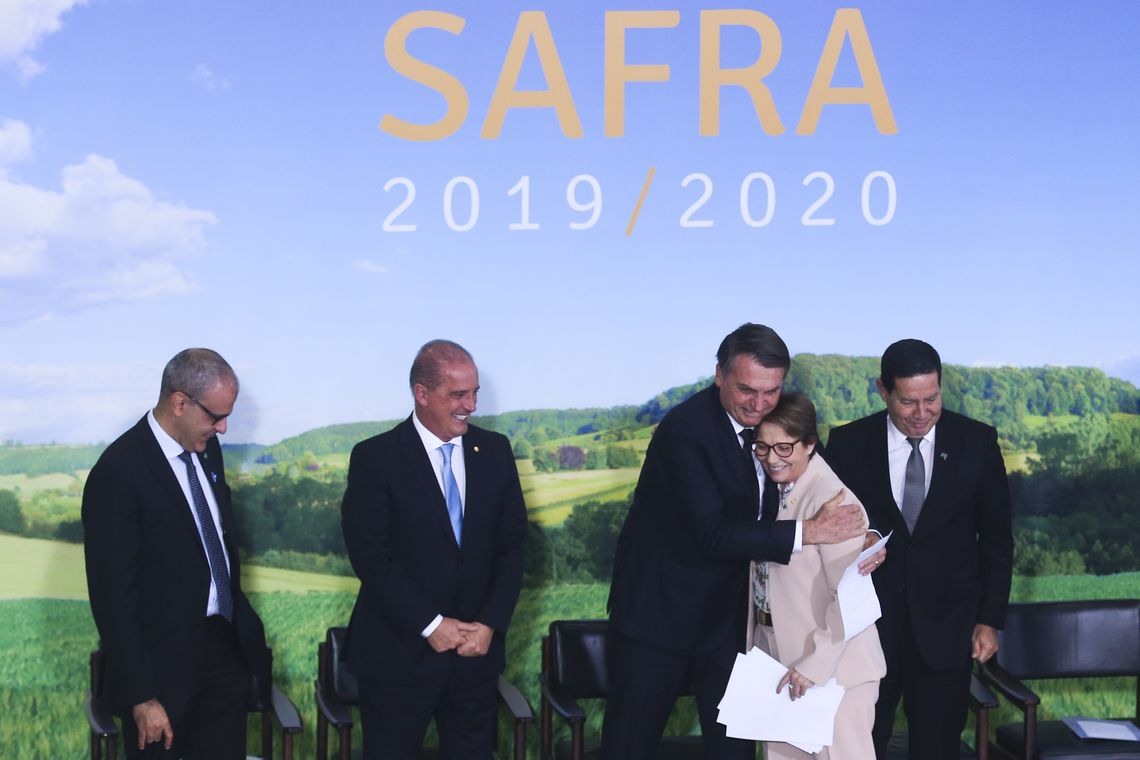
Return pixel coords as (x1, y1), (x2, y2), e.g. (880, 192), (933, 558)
(746, 454), (886, 688)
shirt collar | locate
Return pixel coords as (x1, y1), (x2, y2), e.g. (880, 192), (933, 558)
(412, 410), (462, 452)
(886, 415), (936, 449)
(147, 409), (186, 461)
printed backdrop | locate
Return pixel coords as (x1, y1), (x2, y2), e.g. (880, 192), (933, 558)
(1, 1), (1138, 756)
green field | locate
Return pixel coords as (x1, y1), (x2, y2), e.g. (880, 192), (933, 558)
(521, 467), (638, 525)
(2, 530), (1138, 758)
(0, 534), (360, 599)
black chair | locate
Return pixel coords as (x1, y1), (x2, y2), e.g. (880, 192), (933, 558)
(977, 599), (1140, 759)
(539, 619), (703, 760)
(85, 647), (302, 760)
(314, 626), (534, 760)
(885, 672), (1001, 759)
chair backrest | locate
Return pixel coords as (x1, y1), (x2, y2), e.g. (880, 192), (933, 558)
(326, 626), (360, 704)
(995, 599), (1140, 680)
(547, 620), (611, 698)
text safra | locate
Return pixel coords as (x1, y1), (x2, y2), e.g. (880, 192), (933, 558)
(380, 9), (897, 142)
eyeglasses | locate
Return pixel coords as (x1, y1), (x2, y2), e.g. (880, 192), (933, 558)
(179, 392), (229, 424)
(753, 440), (800, 458)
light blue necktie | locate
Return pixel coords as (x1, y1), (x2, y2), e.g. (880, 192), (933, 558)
(439, 443), (463, 546)
(178, 451), (233, 621)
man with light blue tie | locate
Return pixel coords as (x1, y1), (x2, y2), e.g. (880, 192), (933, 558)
(341, 339), (528, 758)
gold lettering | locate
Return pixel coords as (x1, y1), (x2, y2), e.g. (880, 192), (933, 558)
(380, 11), (469, 142)
(797, 8), (896, 135)
(604, 11), (680, 137)
(482, 11), (582, 139)
(699, 10), (785, 137)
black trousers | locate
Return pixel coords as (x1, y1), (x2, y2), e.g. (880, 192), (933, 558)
(121, 617), (251, 759)
(599, 627), (754, 760)
(357, 669), (498, 760)
(872, 621), (972, 760)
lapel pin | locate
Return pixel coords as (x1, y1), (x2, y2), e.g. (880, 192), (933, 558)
(941, 453), (949, 461)
(210, 471), (219, 483)
(473, 445), (480, 453)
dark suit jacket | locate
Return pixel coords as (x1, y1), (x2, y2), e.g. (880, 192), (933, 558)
(340, 417), (527, 684)
(607, 386), (794, 656)
(83, 416), (269, 717)
(826, 409), (1013, 670)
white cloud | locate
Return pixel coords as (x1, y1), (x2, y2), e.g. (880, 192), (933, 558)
(0, 132), (218, 325)
(190, 63), (230, 92)
(0, 0), (88, 82)
(0, 119), (34, 169)
(0, 361), (154, 444)
(353, 259), (388, 275)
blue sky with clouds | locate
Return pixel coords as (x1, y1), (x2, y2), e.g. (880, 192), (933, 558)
(2, 0), (1138, 444)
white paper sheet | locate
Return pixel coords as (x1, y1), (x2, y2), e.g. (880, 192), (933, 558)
(1062, 715), (1140, 741)
(837, 531), (891, 641)
(717, 647), (846, 751)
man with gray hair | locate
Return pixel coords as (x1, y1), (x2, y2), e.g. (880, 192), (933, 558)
(341, 339), (528, 757)
(84, 348), (269, 758)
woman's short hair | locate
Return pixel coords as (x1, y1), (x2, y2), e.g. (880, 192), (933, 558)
(762, 391), (819, 446)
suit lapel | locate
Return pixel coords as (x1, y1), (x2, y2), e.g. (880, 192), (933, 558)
(708, 389), (760, 508)
(398, 419), (460, 550)
(916, 413), (958, 534)
(461, 430), (487, 548)
(868, 412), (907, 536)
(132, 418), (205, 544)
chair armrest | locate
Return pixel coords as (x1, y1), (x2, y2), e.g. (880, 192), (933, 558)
(314, 679), (355, 728)
(497, 676), (535, 722)
(541, 679), (586, 722)
(85, 692), (119, 737)
(270, 685), (303, 734)
(978, 661), (1040, 712)
(969, 673), (1000, 711)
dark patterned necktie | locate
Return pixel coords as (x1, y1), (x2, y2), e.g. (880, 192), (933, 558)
(178, 451), (233, 621)
(900, 437), (925, 533)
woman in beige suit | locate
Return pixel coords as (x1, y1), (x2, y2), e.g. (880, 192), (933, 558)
(747, 392), (886, 760)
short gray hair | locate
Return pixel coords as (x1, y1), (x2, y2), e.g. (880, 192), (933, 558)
(159, 348), (238, 401)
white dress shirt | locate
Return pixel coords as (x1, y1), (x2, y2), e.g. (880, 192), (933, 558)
(147, 410), (232, 618)
(886, 416), (936, 510)
(411, 411), (467, 638)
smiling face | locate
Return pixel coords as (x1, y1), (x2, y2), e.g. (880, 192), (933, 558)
(755, 420), (815, 484)
(878, 372), (943, 438)
(414, 358), (479, 441)
(715, 355), (785, 429)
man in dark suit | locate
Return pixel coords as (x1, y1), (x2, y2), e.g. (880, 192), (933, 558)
(601, 323), (867, 759)
(83, 348), (270, 758)
(341, 339), (528, 758)
(826, 339), (1014, 760)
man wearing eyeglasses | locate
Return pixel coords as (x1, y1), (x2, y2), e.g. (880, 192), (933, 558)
(601, 323), (872, 759)
(826, 339), (1013, 759)
(83, 348), (270, 759)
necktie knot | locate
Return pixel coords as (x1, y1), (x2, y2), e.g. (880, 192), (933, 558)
(907, 436), (923, 451)
(440, 442), (454, 464)
(739, 427), (756, 449)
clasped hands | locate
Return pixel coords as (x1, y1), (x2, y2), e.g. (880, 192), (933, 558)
(427, 617), (494, 656)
